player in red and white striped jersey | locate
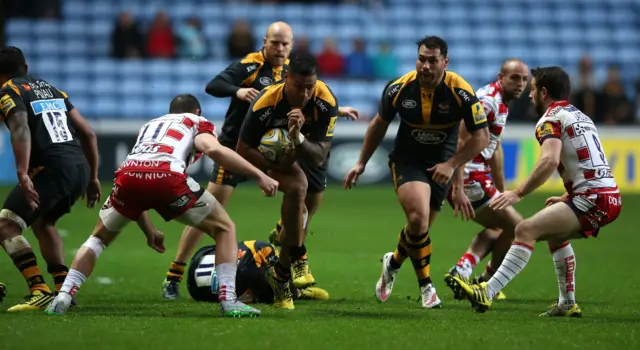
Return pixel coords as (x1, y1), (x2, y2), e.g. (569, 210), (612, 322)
(46, 94), (279, 318)
(444, 59), (529, 300)
(452, 66), (622, 316)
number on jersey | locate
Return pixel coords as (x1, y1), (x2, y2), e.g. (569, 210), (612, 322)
(30, 99), (73, 144)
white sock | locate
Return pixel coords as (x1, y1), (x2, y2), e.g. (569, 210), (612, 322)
(551, 242), (576, 309)
(455, 252), (480, 278)
(215, 262), (237, 302)
(59, 269), (86, 297)
(486, 243), (533, 301)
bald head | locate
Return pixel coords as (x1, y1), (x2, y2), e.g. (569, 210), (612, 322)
(263, 22), (294, 67)
(498, 58), (530, 102)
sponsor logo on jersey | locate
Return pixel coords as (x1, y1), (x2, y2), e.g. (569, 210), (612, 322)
(472, 102), (487, 124)
(326, 116), (338, 137)
(536, 122), (555, 138)
(402, 100), (417, 109)
(259, 77), (273, 86)
(411, 129), (448, 144)
(30, 98), (67, 115)
(0, 95), (16, 116)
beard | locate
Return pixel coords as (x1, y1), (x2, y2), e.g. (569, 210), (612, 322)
(533, 94), (547, 116)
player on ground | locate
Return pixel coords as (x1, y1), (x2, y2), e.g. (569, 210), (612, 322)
(45, 94), (279, 317)
(237, 53), (338, 310)
(162, 22), (358, 299)
(0, 282), (6, 303)
(187, 240), (329, 304)
(450, 66), (622, 316)
(0, 47), (100, 312)
(443, 59), (529, 301)
(344, 36), (490, 309)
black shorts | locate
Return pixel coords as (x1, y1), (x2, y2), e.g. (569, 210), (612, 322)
(2, 162), (90, 228)
(299, 160), (327, 194)
(209, 161), (247, 188)
(389, 159), (450, 212)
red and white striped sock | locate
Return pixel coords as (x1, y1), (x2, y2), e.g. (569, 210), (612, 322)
(455, 252), (480, 278)
(215, 262), (237, 302)
(550, 241), (576, 309)
(487, 242), (533, 301)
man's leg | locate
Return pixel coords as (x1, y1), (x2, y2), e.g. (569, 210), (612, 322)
(162, 181), (235, 300)
(32, 218), (68, 294)
(540, 239), (580, 317)
(453, 202), (584, 313)
(45, 203), (131, 315)
(289, 190), (323, 288)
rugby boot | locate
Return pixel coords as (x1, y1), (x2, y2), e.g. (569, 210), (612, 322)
(539, 301), (582, 317)
(375, 252), (398, 302)
(7, 290), (54, 312)
(291, 259), (315, 288)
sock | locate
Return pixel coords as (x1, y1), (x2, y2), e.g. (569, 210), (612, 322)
(390, 226), (409, 270)
(274, 219), (283, 233)
(215, 262), (238, 302)
(406, 230), (433, 287)
(47, 264), (69, 293)
(455, 252), (480, 278)
(487, 242), (533, 301)
(550, 242), (576, 309)
(60, 269), (86, 297)
(13, 252), (51, 294)
(165, 261), (186, 283)
(273, 261), (291, 281)
(290, 244), (307, 262)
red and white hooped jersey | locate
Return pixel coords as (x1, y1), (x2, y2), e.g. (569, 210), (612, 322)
(117, 113), (216, 176)
(535, 101), (618, 195)
(464, 81), (509, 177)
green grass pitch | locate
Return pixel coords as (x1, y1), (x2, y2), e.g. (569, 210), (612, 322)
(0, 184), (638, 349)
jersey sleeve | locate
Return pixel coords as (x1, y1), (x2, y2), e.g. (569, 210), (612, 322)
(535, 120), (562, 145)
(377, 79), (401, 122)
(480, 98), (504, 137)
(308, 83), (339, 143)
(454, 80), (488, 132)
(215, 59), (259, 88)
(239, 90), (271, 148)
(196, 116), (217, 138)
(0, 87), (26, 122)
(57, 89), (75, 111)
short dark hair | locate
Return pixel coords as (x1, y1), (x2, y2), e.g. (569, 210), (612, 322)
(169, 94), (201, 114)
(0, 46), (28, 78)
(288, 53), (317, 76)
(531, 66), (571, 100)
(416, 36), (448, 57)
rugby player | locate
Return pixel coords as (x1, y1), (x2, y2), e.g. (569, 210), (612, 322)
(237, 53), (338, 310)
(450, 66), (622, 316)
(0, 47), (100, 312)
(443, 59), (530, 301)
(162, 22), (358, 299)
(344, 36), (490, 308)
(45, 94), (279, 317)
(187, 240), (329, 304)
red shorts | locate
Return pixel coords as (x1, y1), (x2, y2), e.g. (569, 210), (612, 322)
(107, 171), (205, 221)
(564, 191), (622, 238)
(447, 172), (499, 211)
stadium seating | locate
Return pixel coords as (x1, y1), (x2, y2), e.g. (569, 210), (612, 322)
(5, 0), (640, 119)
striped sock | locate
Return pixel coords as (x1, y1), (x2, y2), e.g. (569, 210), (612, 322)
(551, 242), (576, 309)
(13, 252), (51, 294)
(48, 264), (69, 293)
(486, 242), (533, 300)
(165, 261), (186, 283)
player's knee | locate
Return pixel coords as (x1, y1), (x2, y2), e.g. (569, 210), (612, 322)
(1, 234), (31, 255)
(406, 212), (428, 236)
(81, 236), (106, 258)
(514, 219), (537, 242)
(0, 210), (27, 237)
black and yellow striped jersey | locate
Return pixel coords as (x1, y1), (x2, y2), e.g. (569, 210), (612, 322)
(379, 70), (488, 165)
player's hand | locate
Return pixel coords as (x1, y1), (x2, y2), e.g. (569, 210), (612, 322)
(427, 161), (455, 184)
(545, 195), (566, 207)
(83, 178), (102, 208)
(344, 163), (365, 189)
(17, 173), (39, 210)
(236, 88), (259, 103)
(451, 187), (475, 221)
(489, 190), (522, 210)
(146, 230), (166, 254)
(287, 109), (305, 139)
(257, 175), (279, 197)
(338, 106), (360, 121)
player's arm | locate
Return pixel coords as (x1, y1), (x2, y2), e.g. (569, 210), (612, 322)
(136, 211), (165, 253)
(292, 99), (339, 167)
(452, 122), (471, 191)
(67, 108), (99, 179)
(447, 92), (490, 169)
(1, 92), (30, 177)
(356, 81), (397, 167)
(196, 132), (267, 181)
(488, 140), (505, 192)
(205, 61), (258, 102)
(236, 97), (279, 171)
(514, 122), (563, 197)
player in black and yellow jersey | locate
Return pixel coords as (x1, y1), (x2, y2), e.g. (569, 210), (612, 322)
(344, 36), (490, 309)
(162, 23), (357, 300)
(0, 47), (100, 312)
(187, 240), (328, 304)
(237, 53), (338, 310)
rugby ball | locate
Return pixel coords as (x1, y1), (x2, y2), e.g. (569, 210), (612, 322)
(259, 128), (291, 162)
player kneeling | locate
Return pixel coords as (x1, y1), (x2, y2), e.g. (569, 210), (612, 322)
(45, 94), (279, 318)
(187, 240), (329, 304)
(450, 67), (622, 316)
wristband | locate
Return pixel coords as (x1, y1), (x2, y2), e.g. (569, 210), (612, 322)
(293, 133), (305, 146)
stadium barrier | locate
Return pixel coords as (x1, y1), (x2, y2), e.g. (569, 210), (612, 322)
(0, 122), (638, 192)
